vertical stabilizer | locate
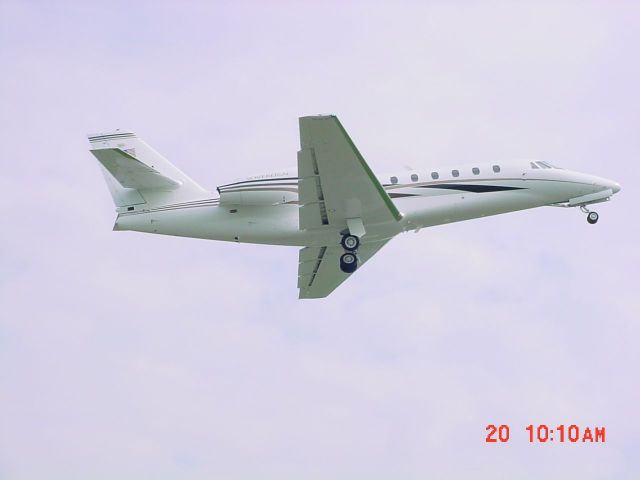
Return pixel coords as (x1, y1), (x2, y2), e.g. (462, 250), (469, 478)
(88, 130), (209, 209)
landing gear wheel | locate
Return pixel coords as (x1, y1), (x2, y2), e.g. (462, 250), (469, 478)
(587, 211), (599, 224)
(341, 234), (360, 251)
(339, 252), (358, 274)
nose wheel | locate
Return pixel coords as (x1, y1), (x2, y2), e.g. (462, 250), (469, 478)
(581, 206), (599, 224)
(339, 234), (360, 273)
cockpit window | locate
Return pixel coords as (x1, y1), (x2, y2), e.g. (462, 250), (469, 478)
(390, 176), (398, 184)
(530, 162), (539, 169)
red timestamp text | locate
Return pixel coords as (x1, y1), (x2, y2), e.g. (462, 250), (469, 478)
(485, 424), (605, 443)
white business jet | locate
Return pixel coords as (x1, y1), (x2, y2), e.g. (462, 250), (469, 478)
(89, 115), (621, 298)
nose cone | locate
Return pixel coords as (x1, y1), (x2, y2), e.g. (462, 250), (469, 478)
(598, 176), (621, 194)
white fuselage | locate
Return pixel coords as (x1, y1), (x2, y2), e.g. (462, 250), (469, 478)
(113, 161), (620, 247)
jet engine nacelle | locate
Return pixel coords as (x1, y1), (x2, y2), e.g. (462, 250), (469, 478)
(217, 171), (297, 206)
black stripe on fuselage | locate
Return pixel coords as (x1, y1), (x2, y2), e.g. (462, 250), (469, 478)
(388, 192), (419, 198)
(418, 184), (526, 193)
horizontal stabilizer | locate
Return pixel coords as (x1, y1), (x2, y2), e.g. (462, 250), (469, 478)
(90, 148), (181, 190)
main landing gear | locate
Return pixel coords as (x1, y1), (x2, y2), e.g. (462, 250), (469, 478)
(341, 234), (360, 251)
(339, 234), (360, 274)
(339, 251), (358, 273)
(581, 206), (599, 225)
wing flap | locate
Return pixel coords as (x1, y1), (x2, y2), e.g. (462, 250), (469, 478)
(297, 148), (318, 177)
(298, 177), (322, 205)
(299, 203), (327, 230)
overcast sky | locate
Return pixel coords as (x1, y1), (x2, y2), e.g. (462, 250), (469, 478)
(1, 1), (639, 479)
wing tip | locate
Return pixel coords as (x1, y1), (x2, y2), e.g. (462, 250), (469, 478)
(298, 290), (327, 300)
(299, 114), (337, 122)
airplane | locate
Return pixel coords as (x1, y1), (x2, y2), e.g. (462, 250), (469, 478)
(89, 115), (621, 299)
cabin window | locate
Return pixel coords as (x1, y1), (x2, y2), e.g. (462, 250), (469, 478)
(390, 176), (398, 184)
(411, 173), (419, 182)
(472, 167), (480, 175)
(492, 165), (501, 173)
(431, 172), (439, 180)
(452, 169), (460, 177)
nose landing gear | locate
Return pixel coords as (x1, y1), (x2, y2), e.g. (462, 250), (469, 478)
(339, 234), (360, 273)
(581, 206), (599, 224)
